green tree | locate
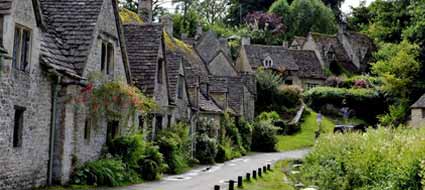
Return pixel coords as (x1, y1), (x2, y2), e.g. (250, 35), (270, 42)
(346, 1), (372, 32)
(403, 0), (425, 46)
(192, 0), (229, 24)
(268, 0), (291, 28)
(320, 0), (345, 21)
(226, 0), (276, 25)
(172, 8), (201, 37)
(372, 40), (420, 98)
(288, 0), (337, 38)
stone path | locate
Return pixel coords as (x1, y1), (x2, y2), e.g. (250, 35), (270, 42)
(101, 149), (310, 190)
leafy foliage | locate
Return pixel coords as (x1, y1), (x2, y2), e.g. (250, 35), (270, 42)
(195, 133), (218, 164)
(236, 117), (253, 152)
(301, 128), (425, 190)
(251, 121), (279, 152)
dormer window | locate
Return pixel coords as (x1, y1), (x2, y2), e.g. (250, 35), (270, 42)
(157, 58), (164, 84)
(101, 41), (114, 75)
(326, 45), (336, 61)
(263, 56), (273, 68)
(177, 74), (184, 99)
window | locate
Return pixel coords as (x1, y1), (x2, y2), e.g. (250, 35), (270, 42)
(422, 109), (425, 119)
(285, 80), (293, 85)
(12, 25), (31, 72)
(155, 115), (163, 131)
(138, 115), (144, 131)
(157, 59), (163, 84)
(84, 119), (91, 141)
(167, 115), (172, 128)
(263, 56), (273, 68)
(106, 121), (119, 145)
(101, 42), (114, 75)
(0, 16), (4, 46)
(13, 106), (26, 148)
(177, 74), (184, 99)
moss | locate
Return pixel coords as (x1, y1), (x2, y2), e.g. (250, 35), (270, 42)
(163, 32), (193, 54)
(119, 8), (143, 24)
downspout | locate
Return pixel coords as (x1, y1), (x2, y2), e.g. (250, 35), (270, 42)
(48, 73), (61, 186)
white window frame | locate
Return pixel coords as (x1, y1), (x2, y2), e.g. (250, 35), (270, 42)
(12, 24), (32, 72)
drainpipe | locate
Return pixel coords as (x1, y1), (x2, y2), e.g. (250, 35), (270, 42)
(48, 73), (61, 186)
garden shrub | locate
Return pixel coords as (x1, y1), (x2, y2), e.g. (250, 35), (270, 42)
(251, 121), (278, 152)
(108, 134), (165, 181)
(155, 123), (191, 174)
(195, 134), (218, 164)
(301, 128), (425, 190)
(70, 159), (140, 187)
(304, 87), (386, 124)
(237, 117), (253, 152)
(219, 112), (246, 156)
(215, 137), (234, 163)
(256, 111), (281, 123)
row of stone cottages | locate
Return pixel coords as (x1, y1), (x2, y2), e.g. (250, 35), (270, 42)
(0, 0), (258, 189)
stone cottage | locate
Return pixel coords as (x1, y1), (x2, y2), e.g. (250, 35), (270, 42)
(410, 94), (425, 128)
(235, 44), (325, 90)
(123, 23), (171, 136)
(0, 0), (133, 189)
(293, 26), (376, 73)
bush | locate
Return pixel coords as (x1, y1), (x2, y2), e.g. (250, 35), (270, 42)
(301, 128), (425, 190)
(195, 134), (218, 164)
(304, 87), (386, 124)
(215, 137), (234, 163)
(70, 159), (140, 187)
(256, 111), (281, 123)
(108, 135), (165, 181)
(155, 123), (191, 174)
(219, 112), (246, 155)
(237, 118), (253, 152)
(251, 121), (278, 152)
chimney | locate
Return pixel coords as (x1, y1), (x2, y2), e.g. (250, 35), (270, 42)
(138, 0), (152, 23)
(282, 41), (288, 48)
(241, 37), (251, 46)
(161, 15), (173, 36)
(195, 24), (203, 40)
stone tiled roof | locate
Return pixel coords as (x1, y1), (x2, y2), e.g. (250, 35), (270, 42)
(199, 91), (223, 113)
(195, 30), (231, 64)
(165, 50), (182, 103)
(243, 44), (299, 72)
(289, 50), (325, 79)
(39, 0), (105, 77)
(124, 24), (163, 97)
(0, 0), (12, 15)
(344, 31), (376, 65)
(209, 76), (246, 115)
(412, 94), (425, 108)
(311, 32), (357, 71)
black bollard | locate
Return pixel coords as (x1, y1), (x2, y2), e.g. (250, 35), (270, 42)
(258, 168), (262, 177)
(246, 173), (251, 181)
(267, 164), (271, 171)
(214, 185), (220, 190)
(229, 180), (235, 190)
(238, 176), (243, 187)
(253, 170), (257, 179)
(263, 166), (267, 173)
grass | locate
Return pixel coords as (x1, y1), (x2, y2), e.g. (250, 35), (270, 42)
(238, 160), (295, 190)
(276, 110), (335, 152)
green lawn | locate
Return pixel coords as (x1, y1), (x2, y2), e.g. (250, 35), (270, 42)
(238, 161), (295, 190)
(276, 111), (335, 152)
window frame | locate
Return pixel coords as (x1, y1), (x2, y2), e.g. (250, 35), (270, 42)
(84, 118), (91, 142)
(101, 41), (114, 76)
(177, 74), (184, 99)
(13, 106), (26, 148)
(12, 24), (32, 72)
(157, 58), (164, 84)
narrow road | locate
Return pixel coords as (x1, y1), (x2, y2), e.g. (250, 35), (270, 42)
(104, 149), (309, 190)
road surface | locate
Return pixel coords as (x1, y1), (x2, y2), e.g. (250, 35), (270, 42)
(103, 149), (309, 190)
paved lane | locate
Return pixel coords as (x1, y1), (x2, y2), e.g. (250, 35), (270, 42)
(104, 149), (309, 190)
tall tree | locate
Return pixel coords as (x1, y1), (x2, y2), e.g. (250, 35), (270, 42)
(321, 0), (345, 21)
(268, 0), (291, 26)
(226, 0), (276, 25)
(346, 1), (372, 31)
(192, 0), (229, 24)
(288, 0), (337, 37)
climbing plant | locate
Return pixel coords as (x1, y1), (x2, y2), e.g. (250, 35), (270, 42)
(75, 73), (157, 132)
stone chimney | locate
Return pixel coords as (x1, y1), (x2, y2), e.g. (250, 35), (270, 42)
(282, 41), (288, 48)
(241, 37), (251, 46)
(138, 0), (152, 23)
(161, 15), (173, 36)
(195, 24), (203, 40)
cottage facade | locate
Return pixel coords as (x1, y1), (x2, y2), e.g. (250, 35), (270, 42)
(411, 94), (425, 128)
(0, 0), (133, 189)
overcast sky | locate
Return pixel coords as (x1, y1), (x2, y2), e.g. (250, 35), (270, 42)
(160, 0), (376, 14)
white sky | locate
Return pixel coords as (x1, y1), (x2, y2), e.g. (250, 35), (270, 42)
(159, 0), (376, 14)
(341, 0), (375, 13)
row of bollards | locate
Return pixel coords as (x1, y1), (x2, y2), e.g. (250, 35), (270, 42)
(214, 164), (272, 190)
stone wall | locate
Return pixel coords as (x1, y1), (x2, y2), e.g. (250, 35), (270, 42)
(208, 52), (237, 77)
(411, 108), (425, 128)
(0, 0), (53, 189)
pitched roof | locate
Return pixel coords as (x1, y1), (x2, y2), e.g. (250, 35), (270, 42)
(195, 30), (231, 64)
(124, 24), (163, 96)
(39, 0), (105, 77)
(412, 94), (425, 108)
(311, 32), (357, 71)
(243, 44), (299, 72)
(289, 50), (325, 79)
(209, 76), (246, 115)
(199, 91), (223, 113)
(0, 0), (12, 15)
(344, 31), (376, 64)
(165, 50), (182, 103)
(292, 36), (306, 47)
